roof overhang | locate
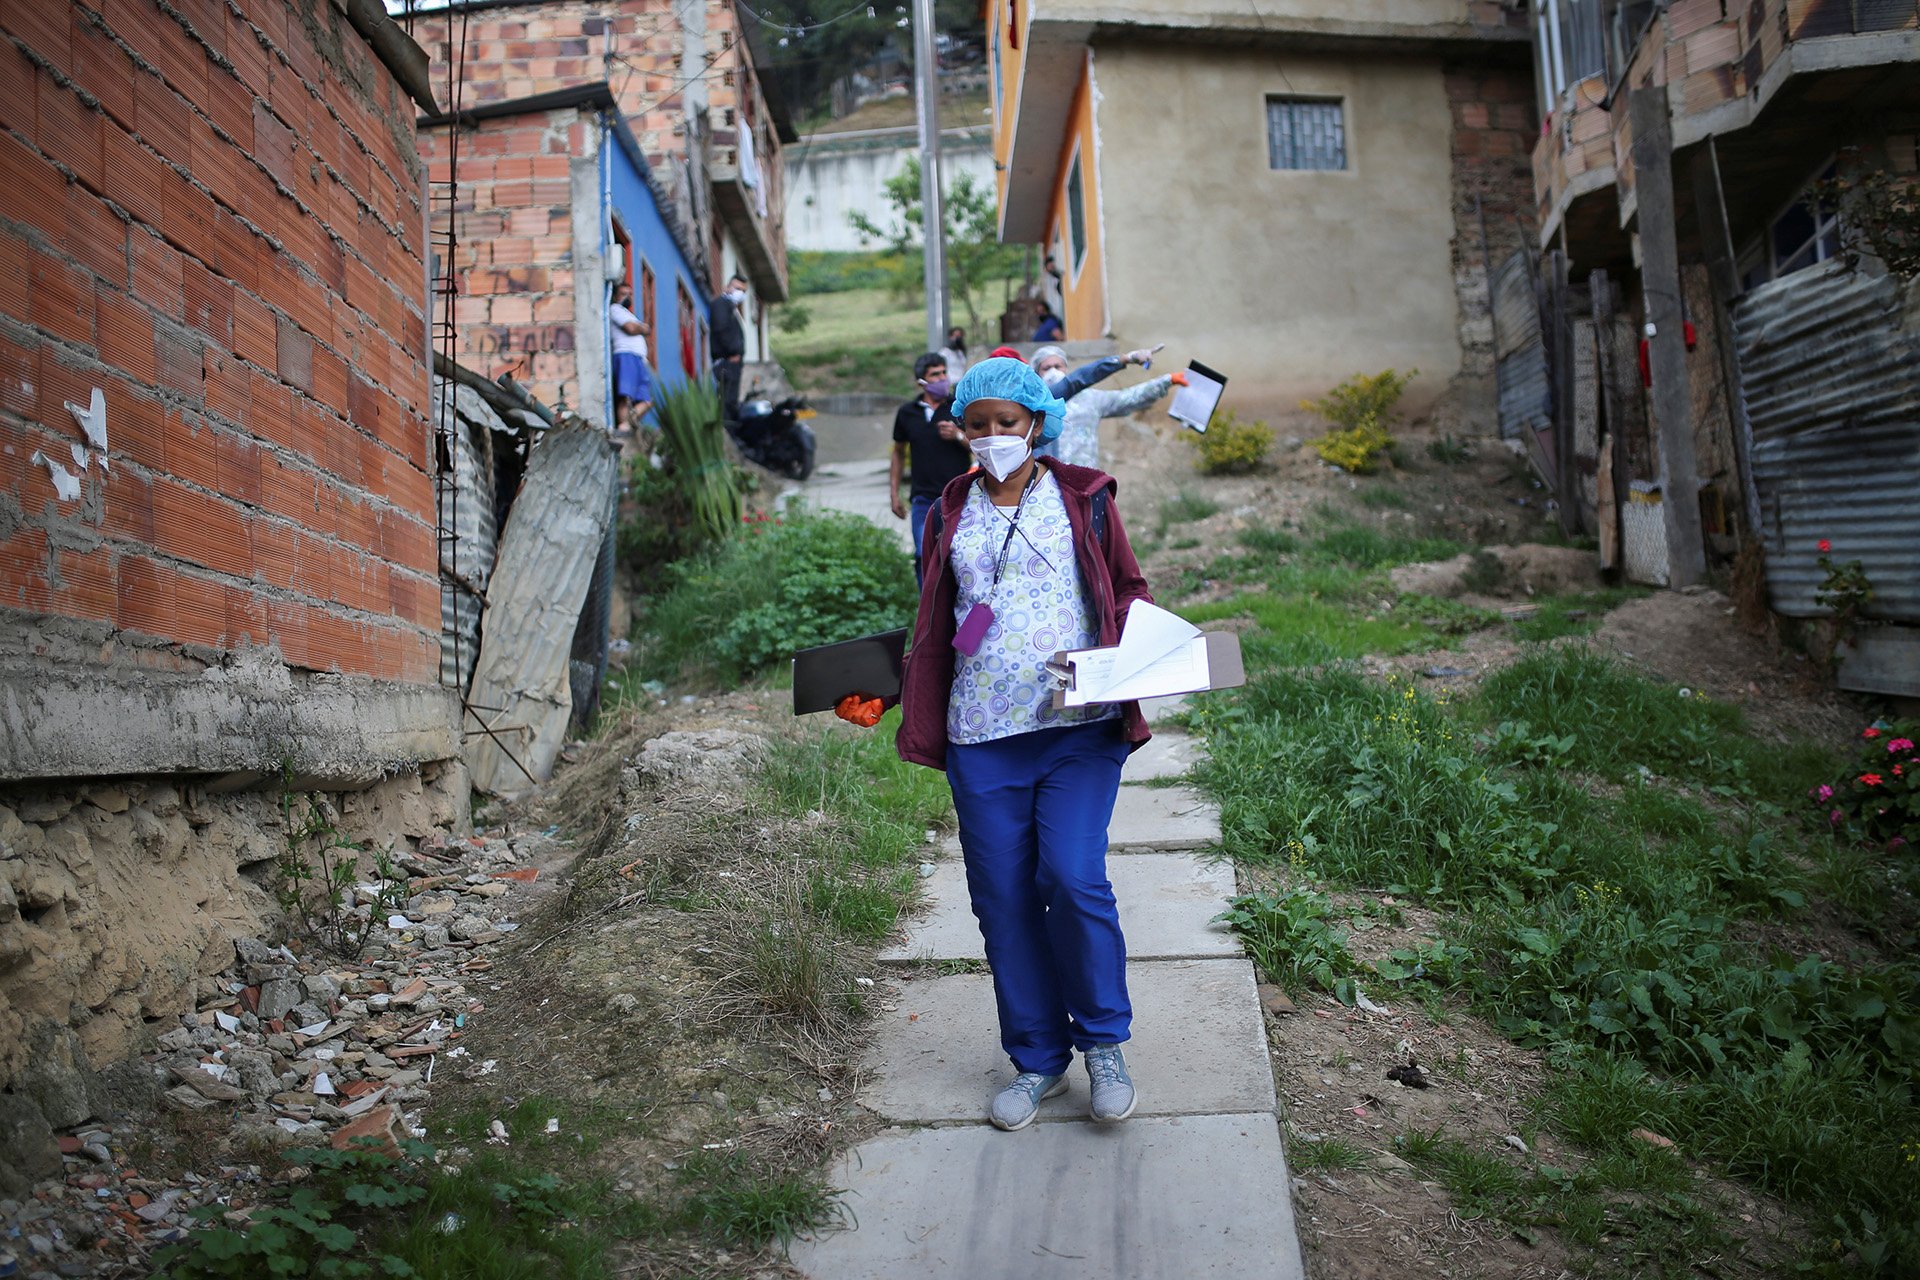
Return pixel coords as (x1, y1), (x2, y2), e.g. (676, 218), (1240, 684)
(999, 19), (1094, 243)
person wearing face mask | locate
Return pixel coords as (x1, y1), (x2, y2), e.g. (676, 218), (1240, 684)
(1029, 343), (1160, 405)
(939, 326), (969, 379)
(1035, 353), (1188, 470)
(889, 352), (970, 582)
(709, 272), (750, 420)
(840, 356), (1155, 1133)
(608, 280), (653, 435)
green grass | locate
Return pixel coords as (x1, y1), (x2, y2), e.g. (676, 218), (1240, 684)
(1509, 588), (1649, 642)
(677, 1151), (844, 1247)
(1154, 487), (1220, 536)
(771, 286), (928, 395)
(1188, 644), (1918, 1275)
(1288, 1133), (1373, 1173)
(1357, 485), (1412, 510)
(1185, 593), (1443, 669)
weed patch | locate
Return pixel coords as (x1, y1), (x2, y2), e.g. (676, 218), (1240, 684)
(637, 508), (917, 686)
(1154, 487), (1220, 535)
(1191, 650), (1920, 1274)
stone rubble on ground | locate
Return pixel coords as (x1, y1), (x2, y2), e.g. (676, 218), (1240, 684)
(0, 827), (558, 1280)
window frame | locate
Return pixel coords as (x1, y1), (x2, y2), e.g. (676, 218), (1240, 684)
(1737, 158), (1843, 291)
(1064, 142), (1088, 280)
(1265, 95), (1348, 173)
(638, 256), (658, 368)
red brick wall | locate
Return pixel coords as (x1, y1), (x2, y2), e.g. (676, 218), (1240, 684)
(1445, 60), (1539, 384)
(420, 110), (588, 408)
(0, 0), (439, 683)
(408, 0), (785, 292)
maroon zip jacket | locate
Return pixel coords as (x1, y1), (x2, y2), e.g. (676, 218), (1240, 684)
(895, 460), (1154, 771)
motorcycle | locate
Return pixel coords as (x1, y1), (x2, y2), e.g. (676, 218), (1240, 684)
(727, 393), (817, 481)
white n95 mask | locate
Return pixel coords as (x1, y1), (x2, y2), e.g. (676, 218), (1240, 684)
(969, 431), (1033, 482)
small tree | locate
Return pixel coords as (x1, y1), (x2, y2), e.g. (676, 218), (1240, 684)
(848, 157), (1023, 332)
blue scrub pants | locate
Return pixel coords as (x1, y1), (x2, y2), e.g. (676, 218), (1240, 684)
(946, 719), (1132, 1076)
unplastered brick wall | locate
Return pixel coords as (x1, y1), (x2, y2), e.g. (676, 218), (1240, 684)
(409, 0), (785, 286)
(420, 108), (588, 410)
(0, 0), (439, 684)
(1444, 60), (1538, 408)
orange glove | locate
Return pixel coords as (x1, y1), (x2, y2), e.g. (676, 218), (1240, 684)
(1169, 370), (1190, 387)
(835, 694), (884, 728)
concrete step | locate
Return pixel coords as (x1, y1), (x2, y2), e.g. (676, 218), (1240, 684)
(879, 853), (1239, 964)
(858, 959), (1273, 1126)
(1121, 731), (1204, 783)
(789, 1113), (1307, 1280)
(1110, 785), (1219, 850)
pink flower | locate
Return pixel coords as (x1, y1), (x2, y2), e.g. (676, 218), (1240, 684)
(1889, 738), (1914, 754)
(1830, 808), (1844, 826)
(1891, 837), (1909, 851)
(1815, 784), (1834, 802)
(1818, 539), (1832, 553)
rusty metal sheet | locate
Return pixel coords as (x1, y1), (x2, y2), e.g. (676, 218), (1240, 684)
(1494, 252), (1551, 444)
(1731, 263), (1920, 624)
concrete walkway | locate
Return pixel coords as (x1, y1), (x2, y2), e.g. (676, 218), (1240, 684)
(791, 700), (1307, 1279)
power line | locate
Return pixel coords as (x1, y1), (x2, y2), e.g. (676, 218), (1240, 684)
(735, 0), (889, 37)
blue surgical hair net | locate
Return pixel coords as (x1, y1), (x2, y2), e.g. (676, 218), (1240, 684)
(950, 357), (1067, 443)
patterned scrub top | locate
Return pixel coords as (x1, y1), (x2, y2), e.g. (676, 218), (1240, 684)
(947, 468), (1116, 744)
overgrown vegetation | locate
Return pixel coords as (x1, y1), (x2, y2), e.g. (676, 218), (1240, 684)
(636, 507), (917, 687)
(152, 1123), (676, 1280)
(1184, 562), (1920, 1274)
(1184, 409), (1273, 475)
(1303, 369), (1414, 473)
(651, 379), (743, 543)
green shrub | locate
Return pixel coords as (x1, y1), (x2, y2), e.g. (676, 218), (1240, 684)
(1185, 409), (1273, 474)
(618, 456), (708, 592)
(1303, 369), (1415, 473)
(640, 509), (917, 685)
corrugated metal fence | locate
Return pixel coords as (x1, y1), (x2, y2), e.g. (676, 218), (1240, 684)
(1493, 250), (1551, 445)
(1731, 263), (1920, 620)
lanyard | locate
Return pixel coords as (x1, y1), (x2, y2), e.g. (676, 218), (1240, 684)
(985, 467), (1042, 602)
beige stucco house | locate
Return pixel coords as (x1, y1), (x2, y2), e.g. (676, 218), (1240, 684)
(989, 0), (1539, 422)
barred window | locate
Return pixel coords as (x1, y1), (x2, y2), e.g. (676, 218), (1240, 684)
(1266, 97), (1346, 171)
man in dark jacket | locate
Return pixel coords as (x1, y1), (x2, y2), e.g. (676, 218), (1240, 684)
(889, 352), (969, 582)
(710, 272), (749, 419)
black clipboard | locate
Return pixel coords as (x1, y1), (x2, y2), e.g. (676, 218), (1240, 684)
(791, 628), (908, 715)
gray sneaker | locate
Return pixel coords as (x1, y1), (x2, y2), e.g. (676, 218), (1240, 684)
(1084, 1044), (1136, 1123)
(990, 1072), (1067, 1131)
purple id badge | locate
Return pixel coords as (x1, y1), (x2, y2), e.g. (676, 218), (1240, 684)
(953, 603), (994, 655)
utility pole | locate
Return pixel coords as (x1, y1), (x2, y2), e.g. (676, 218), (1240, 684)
(1628, 87), (1706, 589)
(911, 0), (947, 351)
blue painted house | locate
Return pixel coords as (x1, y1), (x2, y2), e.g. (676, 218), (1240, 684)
(422, 82), (712, 429)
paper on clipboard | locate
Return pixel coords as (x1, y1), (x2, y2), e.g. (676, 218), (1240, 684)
(1060, 602), (1203, 705)
(1169, 360), (1227, 433)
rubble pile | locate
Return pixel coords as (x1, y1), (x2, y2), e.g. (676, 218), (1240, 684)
(0, 828), (558, 1279)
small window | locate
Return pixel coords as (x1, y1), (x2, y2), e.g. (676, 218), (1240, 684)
(1739, 160), (1842, 289)
(1267, 97), (1346, 171)
(1066, 150), (1087, 273)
